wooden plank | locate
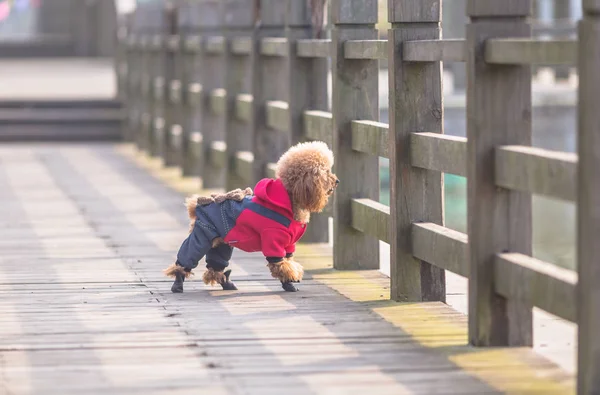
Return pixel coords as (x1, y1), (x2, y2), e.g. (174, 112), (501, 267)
(285, 1), (330, 243)
(187, 83), (203, 107)
(209, 89), (227, 115)
(332, 0), (380, 271)
(265, 101), (290, 133)
(350, 199), (390, 244)
(205, 36), (226, 54)
(412, 223), (469, 278)
(403, 39), (466, 62)
(466, 1), (533, 347)
(193, 0), (227, 188)
(388, 0), (440, 23)
(303, 110), (332, 147)
(495, 145), (577, 202)
(234, 151), (254, 182)
(485, 39), (577, 65)
(168, 79), (182, 104)
(160, 9), (180, 169)
(388, 0), (445, 303)
(467, 1), (531, 17)
(188, 131), (203, 166)
(351, 120), (389, 158)
(260, 38), (288, 57)
(297, 39), (331, 58)
(410, 133), (467, 177)
(167, 34), (180, 52)
(577, 3), (600, 393)
(494, 253), (576, 323)
(231, 37), (252, 55)
(184, 35), (202, 53)
(249, 4), (287, 187)
(344, 40), (388, 60)
(235, 94), (253, 122)
(209, 141), (227, 169)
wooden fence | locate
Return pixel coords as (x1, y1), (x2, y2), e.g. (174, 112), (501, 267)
(117, 0), (599, 392)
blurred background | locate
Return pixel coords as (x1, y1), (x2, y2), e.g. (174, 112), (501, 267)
(0, 0), (579, 273)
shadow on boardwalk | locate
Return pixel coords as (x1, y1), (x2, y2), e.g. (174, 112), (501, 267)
(0, 144), (573, 394)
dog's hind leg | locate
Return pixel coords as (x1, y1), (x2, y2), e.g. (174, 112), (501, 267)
(204, 242), (237, 290)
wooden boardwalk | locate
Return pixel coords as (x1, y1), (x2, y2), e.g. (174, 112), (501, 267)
(0, 143), (574, 394)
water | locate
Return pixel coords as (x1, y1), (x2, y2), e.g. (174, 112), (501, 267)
(379, 106), (576, 271)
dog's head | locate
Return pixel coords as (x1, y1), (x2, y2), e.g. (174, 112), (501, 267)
(276, 141), (338, 213)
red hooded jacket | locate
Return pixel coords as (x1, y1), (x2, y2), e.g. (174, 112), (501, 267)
(223, 178), (307, 258)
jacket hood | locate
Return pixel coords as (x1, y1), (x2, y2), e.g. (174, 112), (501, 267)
(254, 178), (293, 216)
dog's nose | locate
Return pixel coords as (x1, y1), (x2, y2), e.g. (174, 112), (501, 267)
(335, 179), (340, 185)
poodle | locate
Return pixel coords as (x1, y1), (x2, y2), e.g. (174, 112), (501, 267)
(163, 141), (338, 293)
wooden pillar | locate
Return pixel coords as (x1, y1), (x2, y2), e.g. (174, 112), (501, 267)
(125, 29), (138, 143)
(224, 0), (255, 191)
(162, 2), (181, 168)
(195, 0), (226, 189)
(577, 0), (600, 392)
(148, 30), (164, 158)
(250, 1), (287, 185)
(388, 0), (446, 302)
(331, 0), (380, 270)
(553, 0), (572, 80)
(466, 1), (533, 346)
(443, 0), (467, 92)
(284, 1), (329, 243)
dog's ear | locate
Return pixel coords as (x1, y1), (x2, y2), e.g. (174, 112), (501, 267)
(291, 172), (320, 212)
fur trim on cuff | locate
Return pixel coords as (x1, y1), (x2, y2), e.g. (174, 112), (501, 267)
(267, 258), (304, 283)
(202, 268), (226, 286)
(163, 262), (194, 279)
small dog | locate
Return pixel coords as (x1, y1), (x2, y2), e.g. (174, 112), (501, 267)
(164, 141), (338, 293)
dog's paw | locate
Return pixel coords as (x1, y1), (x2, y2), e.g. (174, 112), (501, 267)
(281, 282), (298, 292)
(171, 282), (184, 293)
(221, 281), (238, 291)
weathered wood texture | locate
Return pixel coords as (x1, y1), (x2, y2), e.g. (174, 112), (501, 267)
(403, 39), (466, 62)
(344, 40), (388, 59)
(577, 1), (600, 392)
(494, 253), (577, 323)
(485, 39), (577, 65)
(250, 2), (287, 186)
(0, 144), (575, 394)
(223, 1), (254, 191)
(388, 0), (445, 302)
(495, 146), (577, 202)
(297, 39), (331, 58)
(466, 1), (533, 347)
(162, 4), (180, 168)
(285, 0), (330, 243)
(331, 0), (380, 270)
(410, 133), (467, 177)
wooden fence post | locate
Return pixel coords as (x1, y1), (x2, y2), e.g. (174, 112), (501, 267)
(388, 0), (446, 302)
(284, 1), (329, 242)
(577, 0), (600, 392)
(150, 5), (169, 160)
(193, 0), (225, 189)
(223, 0), (254, 191)
(148, 30), (165, 158)
(180, 0), (200, 177)
(250, 0), (287, 185)
(331, 0), (380, 270)
(466, 0), (533, 346)
(162, 2), (181, 168)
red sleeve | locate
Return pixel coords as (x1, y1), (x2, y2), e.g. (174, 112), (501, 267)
(285, 243), (296, 255)
(260, 228), (292, 259)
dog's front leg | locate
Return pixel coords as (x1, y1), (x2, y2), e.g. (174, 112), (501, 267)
(267, 256), (304, 292)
